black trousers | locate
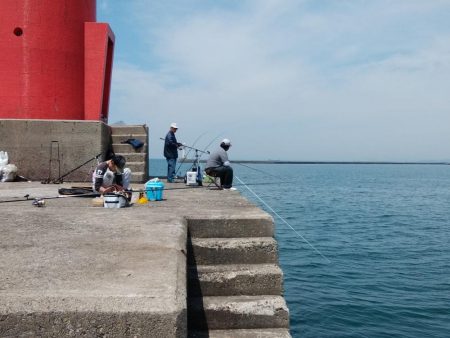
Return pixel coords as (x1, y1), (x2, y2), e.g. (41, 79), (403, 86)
(206, 166), (233, 188)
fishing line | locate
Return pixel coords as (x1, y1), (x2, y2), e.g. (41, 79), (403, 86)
(201, 131), (226, 154)
(175, 131), (208, 176)
(160, 137), (209, 179)
(232, 181), (295, 187)
(235, 175), (331, 264)
(234, 162), (280, 179)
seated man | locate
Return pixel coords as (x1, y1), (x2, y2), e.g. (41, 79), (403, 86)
(205, 139), (235, 190)
(92, 155), (131, 194)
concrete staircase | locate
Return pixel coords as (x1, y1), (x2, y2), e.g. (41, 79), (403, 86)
(110, 125), (149, 183)
(186, 216), (291, 338)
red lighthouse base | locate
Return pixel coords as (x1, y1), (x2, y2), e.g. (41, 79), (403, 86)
(0, 1), (114, 122)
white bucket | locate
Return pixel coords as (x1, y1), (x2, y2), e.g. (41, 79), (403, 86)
(103, 193), (128, 208)
(186, 171), (198, 186)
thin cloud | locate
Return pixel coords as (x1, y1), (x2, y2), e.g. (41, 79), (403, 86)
(105, 0), (450, 161)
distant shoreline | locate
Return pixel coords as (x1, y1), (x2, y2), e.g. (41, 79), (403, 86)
(151, 158), (449, 165)
(231, 160), (450, 165)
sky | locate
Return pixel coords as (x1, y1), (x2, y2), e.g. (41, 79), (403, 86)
(98, 0), (450, 161)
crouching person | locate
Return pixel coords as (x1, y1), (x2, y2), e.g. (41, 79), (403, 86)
(92, 155), (131, 194)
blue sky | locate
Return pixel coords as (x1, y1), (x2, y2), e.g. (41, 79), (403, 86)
(98, 0), (450, 161)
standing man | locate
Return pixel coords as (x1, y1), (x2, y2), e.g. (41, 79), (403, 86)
(92, 155), (131, 194)
(205, 139), (235, 190)
(164, 122), (182, 183)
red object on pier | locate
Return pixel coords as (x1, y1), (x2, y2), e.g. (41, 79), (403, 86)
(0, 0), (114, 122)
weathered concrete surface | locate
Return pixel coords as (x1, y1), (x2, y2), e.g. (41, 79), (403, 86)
(188, 264), (283, 296)
(185, 216), (274, 238)
(0, 181), (282, 337)
(188, 238), (278, 265)
(0, 119), (110, 181)
(188, 296), (289, 330)
(190, 328), (291, 338)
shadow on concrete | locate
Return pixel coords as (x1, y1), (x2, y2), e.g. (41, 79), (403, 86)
(187, 229), (209, 337)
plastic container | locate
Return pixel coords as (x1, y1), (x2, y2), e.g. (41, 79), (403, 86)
(104, 193), (128, 208)
(145, 179), (165, 201)
(185, 171), (197, 186)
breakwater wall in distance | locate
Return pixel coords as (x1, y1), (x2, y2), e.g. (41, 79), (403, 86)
(189, 159), (450, 165)
(0, 182), (290, 337)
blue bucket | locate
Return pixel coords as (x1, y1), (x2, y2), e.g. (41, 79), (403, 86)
(145, 181), (164, 201)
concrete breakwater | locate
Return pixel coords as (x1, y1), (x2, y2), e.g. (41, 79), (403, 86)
(0, 182), (290, 337)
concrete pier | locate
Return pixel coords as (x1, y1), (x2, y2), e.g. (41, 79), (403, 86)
(0, 182), (290, 337)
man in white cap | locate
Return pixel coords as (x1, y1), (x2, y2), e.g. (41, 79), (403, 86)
(205, 139), (235, 190)
(164, 123), (182, 182)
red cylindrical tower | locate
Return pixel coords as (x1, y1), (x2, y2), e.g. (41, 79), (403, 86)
(0, 0), (96, 120)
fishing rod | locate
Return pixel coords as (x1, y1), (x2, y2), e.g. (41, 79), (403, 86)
(160, 137), (209, 175)
(160, 137), (209, 184)
(132, 181), (291, 194)
(132, 186), (204, 193)
(0, 192), (99, 205)
(159, 137), (210, 155)
(201, 132), (226, 154)
(235, 175), (331, 264)
(159, 138), (210, 156)
(174, 131), (208, 176)
(42, 152), (102, 184)
(0, 185), (206, 205)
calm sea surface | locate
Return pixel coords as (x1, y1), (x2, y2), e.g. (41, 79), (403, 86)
(150, 160), (450, 337)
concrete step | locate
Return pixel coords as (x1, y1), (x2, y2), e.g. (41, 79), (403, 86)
(111, 134), (147, 144)
(186, 216), (274, 238)
(113, 143), (146, 153)
(188, 296), (289, 330)
(116, 153), (147, 162)
(189, 328), (291, 338)
(130, 171), (147, 183)
(110, 125), (147, 134)
(188, 238), (278, 265)
(188, 264), (283, 297)
(122, 161), (146, 172)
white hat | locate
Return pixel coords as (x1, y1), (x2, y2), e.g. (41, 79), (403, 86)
(221, 138), (231, 146)
(170, 122), (178, 129)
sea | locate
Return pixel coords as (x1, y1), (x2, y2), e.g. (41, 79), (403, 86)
(150, 159), (450, 338)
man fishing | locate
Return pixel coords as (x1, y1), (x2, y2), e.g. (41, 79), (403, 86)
(92, 155), (131, 194)
(205, 138), (235, 190)
(164, 122), (182, 183)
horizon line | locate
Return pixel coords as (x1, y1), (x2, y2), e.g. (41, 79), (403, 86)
(149, 158), (450, 165)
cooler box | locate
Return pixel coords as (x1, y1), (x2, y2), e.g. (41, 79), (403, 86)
(145, 180), (164, 201)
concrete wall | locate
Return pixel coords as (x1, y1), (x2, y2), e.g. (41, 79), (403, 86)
(0, 119), (111, 181)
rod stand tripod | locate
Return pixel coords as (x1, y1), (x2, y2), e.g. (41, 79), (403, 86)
(181, 145), (210, 186)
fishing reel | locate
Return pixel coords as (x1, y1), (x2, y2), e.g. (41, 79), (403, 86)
(32, 198), (46, 207)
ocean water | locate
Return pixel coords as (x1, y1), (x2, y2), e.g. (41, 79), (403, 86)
(150, 160), (450, 337)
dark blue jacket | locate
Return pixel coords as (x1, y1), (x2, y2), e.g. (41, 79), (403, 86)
(164, 131), (179, 159)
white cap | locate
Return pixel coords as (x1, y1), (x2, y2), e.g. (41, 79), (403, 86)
(170, 122), (178, 129)
(221, 138), (231, 146)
